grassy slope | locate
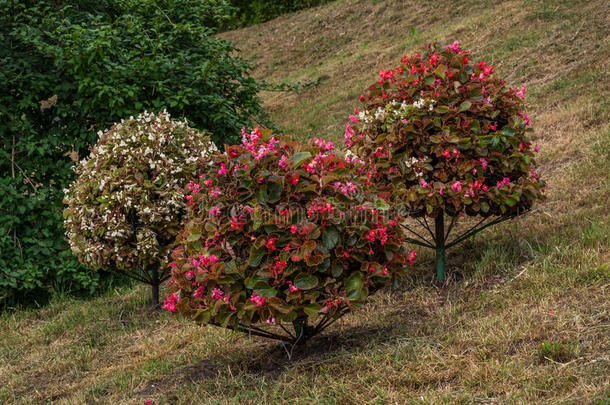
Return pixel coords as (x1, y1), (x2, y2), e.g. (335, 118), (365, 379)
(1, 0), (609, 403)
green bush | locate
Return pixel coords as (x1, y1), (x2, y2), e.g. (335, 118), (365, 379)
(0, 0), (268, 305)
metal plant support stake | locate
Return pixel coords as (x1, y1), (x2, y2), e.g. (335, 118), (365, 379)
(400, 211), (518, 281)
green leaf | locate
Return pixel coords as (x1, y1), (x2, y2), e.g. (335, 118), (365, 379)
(289, 151), (312, 169)
(345, 272), (363, 299)
(253, 281), (277, 297)
(187, 232), (201, 242)
(331, 263), (344, 278)
(255, 185), (267, 204)
(374, 198), (390, 210)
(459, 101), (472, 111)
(293, 273), (318, 290)
(322, 227), (339, 250)
(266, 182), (282, 203)
(305, 254), (325, 267)
(303, 303), (322, 317)
(248, 246), (265, 267)
(300, 240), (317, 257)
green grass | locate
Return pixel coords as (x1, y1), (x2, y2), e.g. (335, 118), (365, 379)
(1, 0), (609, 403)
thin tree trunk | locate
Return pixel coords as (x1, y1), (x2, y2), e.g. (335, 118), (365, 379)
(435, 214), (446, 281)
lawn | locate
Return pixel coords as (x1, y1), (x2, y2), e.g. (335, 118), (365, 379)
(1, 0), (609, 403)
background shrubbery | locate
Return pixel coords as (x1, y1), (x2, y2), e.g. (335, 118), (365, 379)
(0, 0), (268, 305)
(223, 0), (333, 29)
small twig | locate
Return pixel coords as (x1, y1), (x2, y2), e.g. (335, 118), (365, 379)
(570, 21), (585, 41)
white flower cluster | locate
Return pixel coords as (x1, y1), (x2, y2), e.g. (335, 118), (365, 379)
(64, 110), (216, 272)
(356, 98), (437, 133)
(404, 155), (429, 178)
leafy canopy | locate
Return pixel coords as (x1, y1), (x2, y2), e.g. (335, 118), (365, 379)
(165, 128), (415, 332)
(345, 42), (546, 219)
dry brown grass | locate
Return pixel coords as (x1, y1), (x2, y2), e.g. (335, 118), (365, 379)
(1, 0), (608, 403)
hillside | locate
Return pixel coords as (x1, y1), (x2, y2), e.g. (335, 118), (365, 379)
(1, 0), (609, 403)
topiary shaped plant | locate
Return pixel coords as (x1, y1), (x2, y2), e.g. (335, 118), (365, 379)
(345, 42), (546, 280)
(164, 128), (416, 344)
(64, 111), (217, 303)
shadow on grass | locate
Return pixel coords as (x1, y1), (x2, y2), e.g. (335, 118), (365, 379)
(137, 321), (403, 397)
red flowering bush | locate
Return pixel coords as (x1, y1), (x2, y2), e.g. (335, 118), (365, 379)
(64, 111), (217, 303)
(165, 128), (415, 343)
(345, 42), (546, 279)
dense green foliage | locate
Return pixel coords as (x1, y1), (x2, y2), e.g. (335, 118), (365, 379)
(0, 0), (267, 304)
(224, 0), (332, 29)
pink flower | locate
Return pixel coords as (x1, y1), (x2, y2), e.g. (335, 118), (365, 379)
(479, 158), (488, 170)
(521, 112), (531, 126)
(314, 137), (334, 152)
(162, 293), (178, 312)
(344, 122), (355, 147)
(218, 163), (228, 176)
(250, 292), (266, 306)
(489, 121), (498, 131)
(442, 149), (451, 158)
(266, 238), (276, 250)
(447, 40), (460, 53)
(290, 224), (298, 234)
(406, 250), (416, 265)
(534, 145), (540, 153)
(515, 84), (527, 100)
(211, 288), (224, 300)
(451, 181), (462, 192)
(291, 255), (300, 262)
(209, 206), (221, 216)
(349, 114), (358, 123)
(287, 280), (299, 293)
(278, 154), (289, 169)
(193, 286), (205, 298)
(496, 177), (511, 188)
(258, 176), (264, 184)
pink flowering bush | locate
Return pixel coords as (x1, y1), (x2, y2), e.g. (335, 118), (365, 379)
(64, 111), (217, 303)
(165, 128), (415, 343)
(345, 42), (546, 279)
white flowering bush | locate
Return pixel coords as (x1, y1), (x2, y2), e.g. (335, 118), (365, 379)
(64, 111), (217, 303)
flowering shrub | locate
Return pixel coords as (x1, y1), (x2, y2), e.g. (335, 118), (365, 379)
(345, 42), (546, 279)
(64, 111), (217, 303)
(165, 128), (415, 343)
